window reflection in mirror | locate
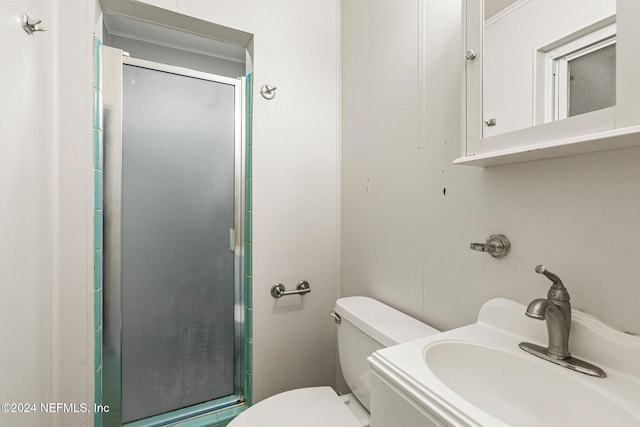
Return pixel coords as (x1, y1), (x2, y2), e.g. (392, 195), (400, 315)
(566, 43), (616, 117)
(483, 0), (616, 137)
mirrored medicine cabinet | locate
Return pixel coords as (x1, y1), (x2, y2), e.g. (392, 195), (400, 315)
(458, 0), (640, 167)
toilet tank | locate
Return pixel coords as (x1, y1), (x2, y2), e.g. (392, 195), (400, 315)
(334, 296), (439, 411)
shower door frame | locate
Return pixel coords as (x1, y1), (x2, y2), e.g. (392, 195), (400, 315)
(103, 48), (248, 426)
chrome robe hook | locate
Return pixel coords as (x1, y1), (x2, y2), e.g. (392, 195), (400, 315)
(260, 84), (277, 100)
(22, 12), (48, 35)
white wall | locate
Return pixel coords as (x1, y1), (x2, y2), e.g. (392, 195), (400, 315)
(134, 0), (339, 403)
(55, 0), (97, 426)
(341, 0), (640, 339)
(0, 1), (53, 426)
(1, 1), (96, 426)
(341, 0), (423, 320)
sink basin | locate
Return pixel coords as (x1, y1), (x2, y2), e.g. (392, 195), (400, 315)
(424, 341), (640, 427)
(369, 298), (640, 427)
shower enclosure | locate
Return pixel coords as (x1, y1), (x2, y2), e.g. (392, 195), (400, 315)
(103, 46), (247, 425)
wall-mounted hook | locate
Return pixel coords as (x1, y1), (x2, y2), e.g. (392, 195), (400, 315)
(260, 84), (277, 100)
(22, 13), (48, 35)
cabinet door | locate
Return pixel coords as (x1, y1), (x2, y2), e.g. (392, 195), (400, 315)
(370, 372), (445, 427)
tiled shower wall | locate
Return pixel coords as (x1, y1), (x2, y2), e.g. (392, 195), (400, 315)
(93, 35), (104, 427)
(244, 72), (253, 407)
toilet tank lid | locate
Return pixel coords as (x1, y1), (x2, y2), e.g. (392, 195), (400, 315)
(335, 296), (439, 347)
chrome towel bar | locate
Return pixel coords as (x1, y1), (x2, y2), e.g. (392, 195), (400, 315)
(271, 280), (311, 298)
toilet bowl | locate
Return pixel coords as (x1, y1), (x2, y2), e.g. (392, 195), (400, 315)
(229, 296), (440, 427)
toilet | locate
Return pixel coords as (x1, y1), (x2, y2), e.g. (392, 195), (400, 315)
(228, 296), (440, 427)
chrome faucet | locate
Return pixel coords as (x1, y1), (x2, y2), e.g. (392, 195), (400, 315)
(519, 265), (607, 378)
(525, 265), (572, 359)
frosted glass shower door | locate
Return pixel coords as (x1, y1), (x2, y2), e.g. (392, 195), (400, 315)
(120, 63), (237, 423)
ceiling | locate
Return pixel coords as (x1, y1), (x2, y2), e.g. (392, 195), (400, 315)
(485, 0), (519, 20)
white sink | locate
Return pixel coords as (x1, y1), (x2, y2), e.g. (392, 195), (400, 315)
(369, 298), (640, 427)
(425, 340), (639, 427)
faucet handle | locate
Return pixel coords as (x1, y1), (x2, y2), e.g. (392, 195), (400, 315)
(535, 265), (561, 282)
(535, 265), (570, 302)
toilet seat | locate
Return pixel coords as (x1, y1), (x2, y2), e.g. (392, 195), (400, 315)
(228, 387), (362, 427)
